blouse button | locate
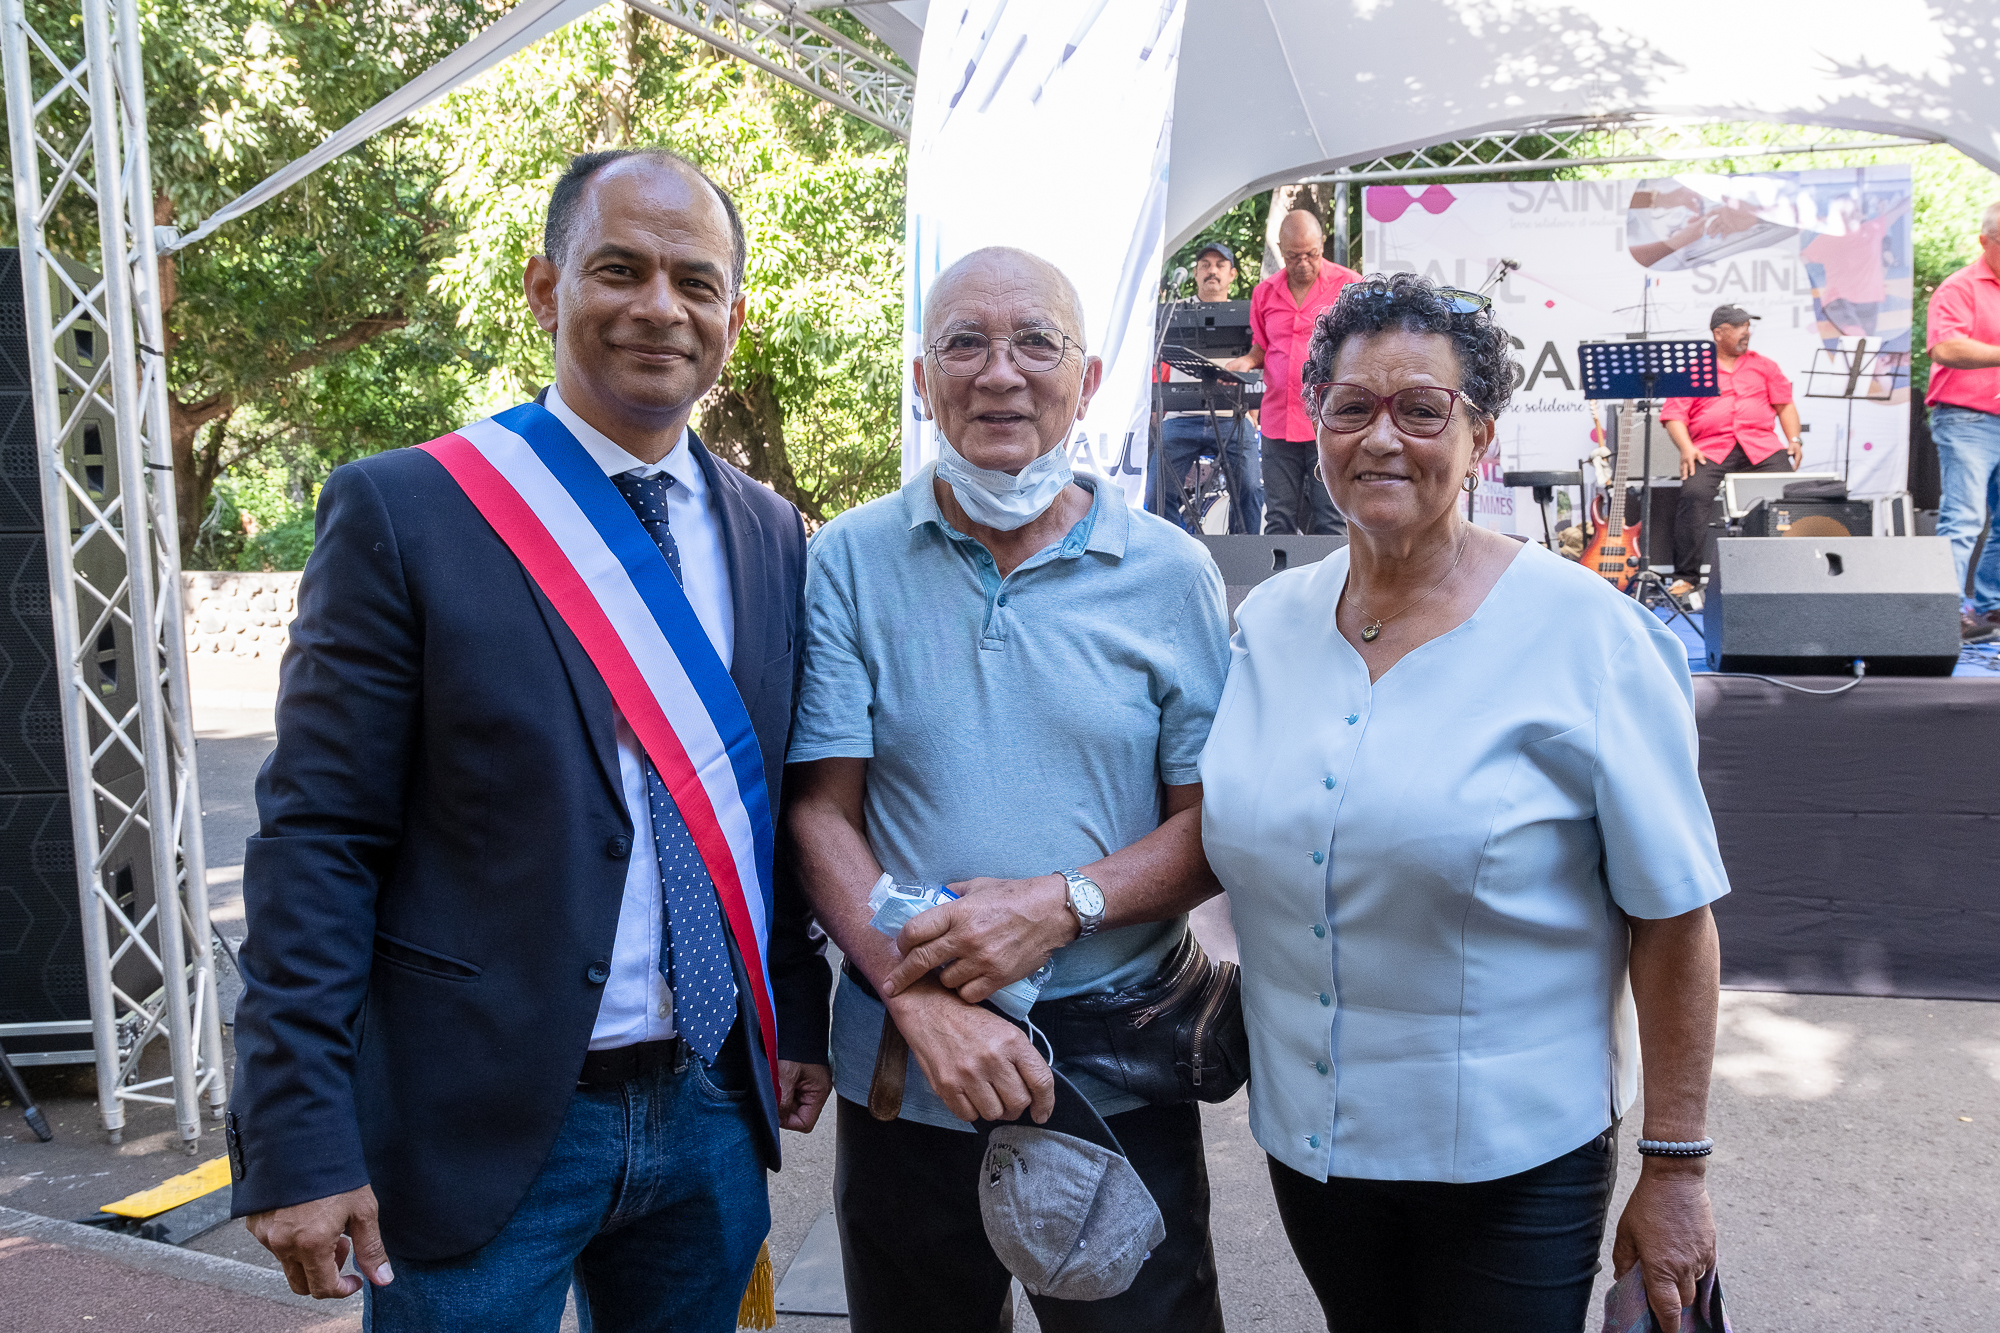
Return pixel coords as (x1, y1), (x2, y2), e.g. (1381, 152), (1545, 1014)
(1307, 1134), (1322, 1149)
(1322, 776), (1335, 789)
(1319, 992), (1332, 1007)
(1309, 850), (1324, 865)
(1312, 924), (1326, 938)
(1316, 1060), (1330, 1075)
(1344, 713), (1359, 725)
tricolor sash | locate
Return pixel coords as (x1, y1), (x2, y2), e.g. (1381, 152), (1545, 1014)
(418, 402), (778, 1082)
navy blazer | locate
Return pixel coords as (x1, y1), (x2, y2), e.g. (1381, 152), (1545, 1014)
(227, 432), (829, 1261)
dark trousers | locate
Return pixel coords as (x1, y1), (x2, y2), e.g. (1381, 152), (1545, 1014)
(1261, 436), (1347, 536)
(1148, 414), (1264, 534)
(1267, 1128), (1618, 1333)
(834, 1097), (1224, 1333)
(1674, 444), (1792, 581)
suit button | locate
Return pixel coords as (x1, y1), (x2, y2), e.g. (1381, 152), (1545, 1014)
(606, 836), (631, 859)
(585, 961), (610, 985)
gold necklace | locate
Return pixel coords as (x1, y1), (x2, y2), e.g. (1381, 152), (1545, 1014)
(1352, 525), (1470, 643)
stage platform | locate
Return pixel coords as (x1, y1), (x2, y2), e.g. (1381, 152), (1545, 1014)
(1660, 603), (2000, 1002)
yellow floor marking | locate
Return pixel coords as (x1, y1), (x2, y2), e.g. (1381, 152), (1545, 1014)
(101, 1156), (230, 1218)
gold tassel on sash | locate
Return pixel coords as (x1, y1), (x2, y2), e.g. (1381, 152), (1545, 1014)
(737, 1237), (776, 1330)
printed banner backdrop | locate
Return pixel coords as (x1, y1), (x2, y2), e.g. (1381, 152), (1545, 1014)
(1366, 167), (1915, 535)
(900, 0), (1184, 506)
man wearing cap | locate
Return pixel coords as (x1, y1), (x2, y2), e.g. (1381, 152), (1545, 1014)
(1924, 200), (2000, 644)
(1148, 241), (1263, 533)
(1226, 209), (1361, 536)
(1660, 304), (1801, 595)
(786, 244), (1230, 1332)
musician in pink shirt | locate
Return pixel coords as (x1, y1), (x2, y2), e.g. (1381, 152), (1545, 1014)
(1228, 210), (1361, 535)
(1925, 199), (2000, 642)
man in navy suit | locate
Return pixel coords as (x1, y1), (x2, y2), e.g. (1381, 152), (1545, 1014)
(227, 149), (832, 1331)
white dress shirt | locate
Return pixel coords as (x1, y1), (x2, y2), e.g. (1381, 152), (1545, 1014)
(544, 387), (736, 1050)
(1200, 541), (1729, 1183)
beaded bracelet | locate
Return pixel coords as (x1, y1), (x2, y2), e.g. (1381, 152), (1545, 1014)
(1636, 1137), (1714, 1158)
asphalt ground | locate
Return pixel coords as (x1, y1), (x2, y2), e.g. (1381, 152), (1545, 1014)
(3, 704), (1995, 1330)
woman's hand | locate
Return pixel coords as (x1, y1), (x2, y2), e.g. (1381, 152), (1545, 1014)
(1611, 1161), (1717, 1333)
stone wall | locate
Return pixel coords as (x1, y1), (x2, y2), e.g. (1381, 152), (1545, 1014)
(181, 572), (300, 661)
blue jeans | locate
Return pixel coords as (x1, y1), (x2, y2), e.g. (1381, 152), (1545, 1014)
(363, 1054), (768, 1333)
(1268, 1127), (1618, 1333)
(1147, 414), (1264, 533)
(1931, 405), (2000, 612)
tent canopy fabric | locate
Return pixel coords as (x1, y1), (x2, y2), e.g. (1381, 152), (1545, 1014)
(867, 0), (2000, 250)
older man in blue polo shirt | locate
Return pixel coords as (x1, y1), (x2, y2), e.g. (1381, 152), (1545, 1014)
(786, 245), (1231, 1333)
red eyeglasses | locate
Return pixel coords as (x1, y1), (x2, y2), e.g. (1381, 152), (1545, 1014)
(1306, 382), (1470, 438)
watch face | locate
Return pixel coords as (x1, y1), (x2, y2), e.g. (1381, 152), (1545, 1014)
(1073, 877), (1105, 918)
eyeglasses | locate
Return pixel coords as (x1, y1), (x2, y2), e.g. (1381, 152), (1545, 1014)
(1307, 382), (1471, 437)
(1344, 284), (1492, 316)
(926, 327), (1080, 376)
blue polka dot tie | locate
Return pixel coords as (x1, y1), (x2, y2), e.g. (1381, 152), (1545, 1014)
(611, 468), (737, 1062)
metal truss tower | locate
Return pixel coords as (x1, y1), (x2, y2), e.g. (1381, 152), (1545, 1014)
(2, 0), (222, 1147)
(623, 0), (913, 138)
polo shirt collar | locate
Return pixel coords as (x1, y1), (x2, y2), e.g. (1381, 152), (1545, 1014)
(905, 460), (1127, 560)
(544, 384), (697, 490)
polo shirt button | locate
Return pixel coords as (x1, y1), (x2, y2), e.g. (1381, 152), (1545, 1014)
(585, 961), (611, 985)
(1316, 1060), (1329, 1075)
(1312, 924), (1326, 938)
(1310, 850), (1324, 864)
(1307, 1134), (1321, 1149)
(997, 594), (1009, 606)
(1322, 776), (1336, 789)
(1319, 992), (1332, 1006)
(606, 835), (631, 859)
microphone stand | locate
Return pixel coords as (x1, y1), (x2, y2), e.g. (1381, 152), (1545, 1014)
(1150, 275), (1194, 522)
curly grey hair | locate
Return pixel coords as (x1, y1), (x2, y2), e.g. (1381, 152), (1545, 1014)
(1299, 271), (1517, 424)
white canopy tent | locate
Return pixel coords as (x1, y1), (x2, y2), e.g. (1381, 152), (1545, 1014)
(845, 0), (1999, 248)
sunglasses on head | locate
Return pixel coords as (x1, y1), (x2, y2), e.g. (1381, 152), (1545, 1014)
(1345, 284), (1492, 316)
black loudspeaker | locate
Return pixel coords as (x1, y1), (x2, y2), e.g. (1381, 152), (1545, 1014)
(1198, 534), (1348, 621)
(0, 791), (88, 1045)
(1705, 536), (1961, 676)
(1740, 498), (1873, 538)
(0, 249), (30, 392)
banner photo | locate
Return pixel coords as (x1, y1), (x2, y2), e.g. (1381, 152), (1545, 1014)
(900, 0), (1185, 506)
(1366, 167), (1915, 535)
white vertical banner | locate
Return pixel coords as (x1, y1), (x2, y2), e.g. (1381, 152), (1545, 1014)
(901, 0), (1184, 506)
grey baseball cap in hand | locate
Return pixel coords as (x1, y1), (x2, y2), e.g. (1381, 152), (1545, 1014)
(978, 1120), (1167, 1302)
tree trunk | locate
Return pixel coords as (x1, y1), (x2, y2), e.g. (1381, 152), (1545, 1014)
(171, 391), (233, 564)
(699, 366), (822, 523)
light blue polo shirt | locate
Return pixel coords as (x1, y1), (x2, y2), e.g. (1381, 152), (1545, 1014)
(788, 465), (1231, 1129)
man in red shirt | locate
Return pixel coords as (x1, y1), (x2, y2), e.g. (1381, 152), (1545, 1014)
(1924, 201), (2000, 643)
(1227, 209), (1361, 535)
(1660, 305), (1801, 594)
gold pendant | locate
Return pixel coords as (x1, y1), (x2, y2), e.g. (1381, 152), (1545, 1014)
(1360, 623), (1382, 643)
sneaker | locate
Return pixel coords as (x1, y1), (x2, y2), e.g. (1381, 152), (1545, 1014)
(1961, 611), (2000, 644)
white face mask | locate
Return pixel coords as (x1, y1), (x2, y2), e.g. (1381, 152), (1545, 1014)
(934, 438), (1074, 531)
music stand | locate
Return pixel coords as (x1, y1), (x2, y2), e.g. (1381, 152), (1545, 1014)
(1803, 338), (1903, 478)
(1577, 340), (1719, 610)
(1156, 345), (1260, 533)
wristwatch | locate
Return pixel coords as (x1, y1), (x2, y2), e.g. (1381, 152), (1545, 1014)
(1055, 869), (1105, 939)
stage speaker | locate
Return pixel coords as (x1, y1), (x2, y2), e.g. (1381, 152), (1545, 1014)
(1199, 534), (1346, 622)
(1704, 536), (1960, 676)
(1740, 498), (1873, 538)
(0, 791), (88, 1047)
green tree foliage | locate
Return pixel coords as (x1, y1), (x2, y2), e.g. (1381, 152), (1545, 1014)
(427, 6), (906, 523)
(2, 1), (509, 561)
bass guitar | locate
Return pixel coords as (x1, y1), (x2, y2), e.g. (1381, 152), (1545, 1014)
(1579, 427), (1641, 591)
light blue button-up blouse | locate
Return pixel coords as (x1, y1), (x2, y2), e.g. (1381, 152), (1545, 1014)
(1199, 540), (1729, 1185)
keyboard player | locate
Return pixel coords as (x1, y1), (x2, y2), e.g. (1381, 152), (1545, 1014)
(1148, 241), (1265, 533)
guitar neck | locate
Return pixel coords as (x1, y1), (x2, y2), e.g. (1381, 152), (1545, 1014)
(1606, 416), (1638, 535)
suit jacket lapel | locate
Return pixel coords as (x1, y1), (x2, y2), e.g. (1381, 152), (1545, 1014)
(689, 431), (766, 714)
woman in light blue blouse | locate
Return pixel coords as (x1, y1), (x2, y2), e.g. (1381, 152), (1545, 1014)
(1199, 273), (1728, 1333)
